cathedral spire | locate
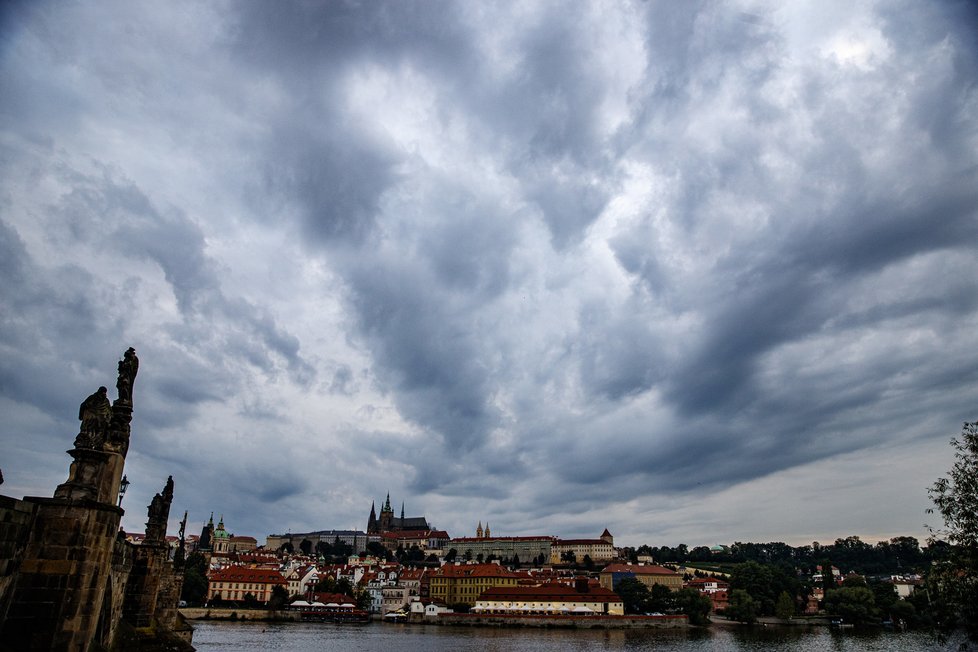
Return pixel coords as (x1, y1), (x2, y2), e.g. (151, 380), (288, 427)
(384, 492), (392, 512)
(367, 500), (378, 534)
(401, 502), (405, 520)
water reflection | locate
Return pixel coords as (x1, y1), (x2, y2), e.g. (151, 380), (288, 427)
(190, 620), (937, 652)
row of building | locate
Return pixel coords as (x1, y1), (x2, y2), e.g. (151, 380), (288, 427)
(263, 494), (618, 565)
(204, 552), (689, 617)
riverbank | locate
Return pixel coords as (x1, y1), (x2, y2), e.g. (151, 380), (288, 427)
(181, 607), (300, 622)
(710, 615), (833, 627)
(429, 613), (688, 629)
(181, 608), (687, 630)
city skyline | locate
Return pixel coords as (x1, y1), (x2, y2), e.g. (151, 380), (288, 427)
(1, 1), (977, 549)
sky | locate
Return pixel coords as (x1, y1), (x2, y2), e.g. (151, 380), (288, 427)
(1, 0), (977, 550)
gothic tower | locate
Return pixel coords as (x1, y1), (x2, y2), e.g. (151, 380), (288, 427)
(367, 500), (378, 534)
(378, 493), (394, 533)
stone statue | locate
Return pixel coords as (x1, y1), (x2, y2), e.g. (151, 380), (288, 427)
(75, 386), (112, 448)
(116, 347), (139, 405)
(148, 476), (174, 523)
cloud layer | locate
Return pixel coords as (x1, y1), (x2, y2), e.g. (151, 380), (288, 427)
(1, 0), (976, 546)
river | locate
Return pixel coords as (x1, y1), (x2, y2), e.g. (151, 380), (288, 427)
(190, 620), (943, 651)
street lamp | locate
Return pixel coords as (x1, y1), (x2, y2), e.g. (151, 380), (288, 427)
(118, 475), (130, 506)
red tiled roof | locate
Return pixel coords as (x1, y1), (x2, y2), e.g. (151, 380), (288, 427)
(399, 568), (427, 580)
(554, 539), (611, 545)
(310, 592), (353, 604)
(381, 530), (450, 540)
(209, 566), (286, 585)
(451, 536), (554, 543)
(480, 583), (621, 603)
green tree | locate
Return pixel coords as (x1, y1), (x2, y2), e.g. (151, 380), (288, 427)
(775, 591), (794, 620)
(243, 592), (259, 609)
(673, 588), (712, 625)
(445, 548), (458, 562)
(869, 580), (897, 613)
(927, 421), (978, 643)
(299, 539), (313, 555)
(824, 586), (878, 625)
(614, 577), (650, 614)
(405, 544), (425, 563)
(335, 578), (353, 596)
(889, 599), (917, 626)
(337, 537), (353, 555)
(316, 540), (332, 558)
(354, 587), (372, 610)
(314, 575), (336, 593)
(181, 551), (209, 606)
(268, 585), (289, 610)
(725, 589), (757, 624)
(647, 584), (673, 613)
(729, 560), (798, 615)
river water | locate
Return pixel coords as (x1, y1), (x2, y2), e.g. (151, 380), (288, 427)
(190, 620), (943, 651)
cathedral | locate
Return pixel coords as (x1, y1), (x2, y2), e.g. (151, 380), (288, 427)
(366, 493), (430, 534)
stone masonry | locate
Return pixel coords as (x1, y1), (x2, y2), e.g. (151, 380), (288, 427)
(0, 348), (192, 651)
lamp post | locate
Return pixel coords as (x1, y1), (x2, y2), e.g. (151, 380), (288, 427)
(118, 474), (130, 506)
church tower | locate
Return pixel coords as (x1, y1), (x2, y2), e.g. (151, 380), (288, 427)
(476, 521), (483, 538)
(379, 493), (394, 532)
(198, 513), (214, 552)
(367, 501), (378, 534)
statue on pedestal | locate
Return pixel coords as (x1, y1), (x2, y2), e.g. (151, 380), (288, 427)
(116, 347), (139, 405)
(75, 386), (112, 449)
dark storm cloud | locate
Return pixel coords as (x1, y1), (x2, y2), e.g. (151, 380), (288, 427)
(2, 0), (978, 544)
(345, 257), (498, 451)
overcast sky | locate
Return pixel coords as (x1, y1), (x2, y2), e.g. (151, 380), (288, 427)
(1, 0), (976, 549)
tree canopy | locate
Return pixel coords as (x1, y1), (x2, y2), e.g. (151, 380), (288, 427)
(927, 421), (978, 643)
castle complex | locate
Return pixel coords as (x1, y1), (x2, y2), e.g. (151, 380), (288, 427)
(367, 494), (430, 534)
(0, 348), (191, 650)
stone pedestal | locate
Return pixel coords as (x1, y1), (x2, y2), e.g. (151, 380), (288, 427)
(52, 447), (126, 506)
(123, 544), (169, 628)
(0, 497), (123, 651)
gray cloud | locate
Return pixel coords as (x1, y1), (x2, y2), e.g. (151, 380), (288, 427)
(1, 0), (977, 545)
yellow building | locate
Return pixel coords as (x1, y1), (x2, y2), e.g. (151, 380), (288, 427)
(550, 529), (616, 564)
(474, 580), (624, 615)
(599, 563), (682, 591)
(429, 563), (520, 606)
(207, 566), (287, 604)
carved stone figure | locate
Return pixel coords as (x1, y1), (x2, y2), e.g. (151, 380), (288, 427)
(75, 386), (112, 448)
(147, 476), (174, 523)
(116, 347), (139, 404)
